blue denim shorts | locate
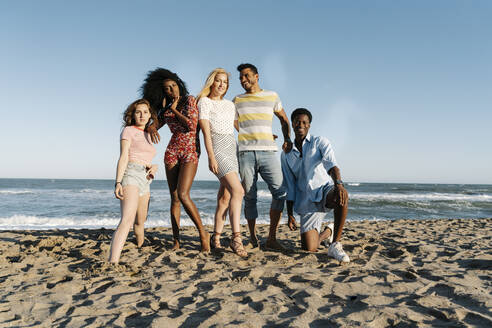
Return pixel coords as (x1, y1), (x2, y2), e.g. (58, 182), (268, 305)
(121, 162), (152, 196)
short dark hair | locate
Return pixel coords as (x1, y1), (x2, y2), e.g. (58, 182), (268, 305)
(237, 63), (258, 75)
(291, 108), (312, 123)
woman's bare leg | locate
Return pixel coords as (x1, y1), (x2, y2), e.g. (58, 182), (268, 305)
(220, 172), (244, 234)
(214, 183), (230, 235)
(134, 192), (150, 247)
(221, 172), (247, 257)
(109, 185), (140, 263)
(177, 162), (210, 252)
(166, 163), (182, 250)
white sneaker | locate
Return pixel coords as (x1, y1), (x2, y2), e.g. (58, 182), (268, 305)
(327, 242), (350, 263)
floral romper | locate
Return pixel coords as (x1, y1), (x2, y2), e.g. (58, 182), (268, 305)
(159, 95), (200, 166)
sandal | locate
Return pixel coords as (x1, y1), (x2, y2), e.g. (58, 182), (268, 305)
(230, 232), (248, 258)
(211, 232), (223, 250)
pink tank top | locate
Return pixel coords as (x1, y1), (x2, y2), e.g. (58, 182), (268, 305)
(120, 126), (156, 165)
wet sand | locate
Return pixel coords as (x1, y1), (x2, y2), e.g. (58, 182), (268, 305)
(1, 218), (491, 327)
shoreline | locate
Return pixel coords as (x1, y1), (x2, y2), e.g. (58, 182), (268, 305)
(1, 216), (490, 232)
(1, 218), (491, 327)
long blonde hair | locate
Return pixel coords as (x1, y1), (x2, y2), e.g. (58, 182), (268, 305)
(196, 68), (230, 103)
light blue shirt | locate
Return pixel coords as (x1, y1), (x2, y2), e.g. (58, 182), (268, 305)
(281, 133), (337, 215)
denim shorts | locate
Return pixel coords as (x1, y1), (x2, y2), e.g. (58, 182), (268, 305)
(121, 162), (152, 196)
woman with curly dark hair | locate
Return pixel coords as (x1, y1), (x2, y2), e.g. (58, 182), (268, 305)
(142, 68), (210, 252)
(109, 99), (159, 263)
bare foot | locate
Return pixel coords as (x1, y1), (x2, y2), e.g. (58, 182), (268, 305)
(200, 231), (210, 253)
(171, 238), (180, 251)
(245, 242), (259, 250)
(136, 237), (149, 248)
(265, 239), (286, 251)
(246, 235), (259, 249)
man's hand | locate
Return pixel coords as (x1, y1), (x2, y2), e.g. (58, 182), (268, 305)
(282, 140), (293, 153)
(147, 123), (161, 144)
(335, 184), (348, 207)
(288, 214), (298, 231)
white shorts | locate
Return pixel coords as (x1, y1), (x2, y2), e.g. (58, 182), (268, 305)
(299, 185), (334, 234)
(121, 163), (152, 196)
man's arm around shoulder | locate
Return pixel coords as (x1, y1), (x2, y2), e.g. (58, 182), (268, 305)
(274, 108), (292, 153)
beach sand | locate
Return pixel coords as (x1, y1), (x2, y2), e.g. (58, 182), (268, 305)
(1, 218), (491, 327)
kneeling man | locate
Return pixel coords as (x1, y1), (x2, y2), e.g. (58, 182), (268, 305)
(281, 108), (350, 262)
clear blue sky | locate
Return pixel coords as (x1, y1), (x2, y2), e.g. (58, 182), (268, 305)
(1, 0), (491, 184)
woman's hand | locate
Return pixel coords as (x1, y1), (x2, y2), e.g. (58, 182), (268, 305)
(147, 123), (161, 144)
(114, 184), (124, 200)
(170, 96), (180, 111)
(208, 157), (219, 175)
(146, 164), (158, 180)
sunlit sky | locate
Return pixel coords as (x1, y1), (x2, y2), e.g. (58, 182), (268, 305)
(1, 1), (491, 184)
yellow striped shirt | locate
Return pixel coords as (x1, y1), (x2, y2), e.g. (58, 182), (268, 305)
(233, 90), (282, 151)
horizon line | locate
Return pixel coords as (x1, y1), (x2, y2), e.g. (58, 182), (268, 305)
(0, 177), (491, 186)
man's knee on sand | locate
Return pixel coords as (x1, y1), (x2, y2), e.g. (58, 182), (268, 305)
(301, 229), (320, 252)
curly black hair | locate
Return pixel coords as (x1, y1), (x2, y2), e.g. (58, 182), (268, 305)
(140, 68), (190, 113)
(139, 68), (201, 156)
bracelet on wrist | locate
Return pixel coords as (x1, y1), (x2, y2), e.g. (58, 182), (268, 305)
(115, 181), (122, 188)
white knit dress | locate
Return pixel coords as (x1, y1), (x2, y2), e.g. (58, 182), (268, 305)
(198, 97), (238, 178)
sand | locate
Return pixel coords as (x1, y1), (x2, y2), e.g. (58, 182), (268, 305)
(0, 218), (491, 327)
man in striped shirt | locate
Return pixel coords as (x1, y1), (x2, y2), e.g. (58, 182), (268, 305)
(233, 63), (292, 250)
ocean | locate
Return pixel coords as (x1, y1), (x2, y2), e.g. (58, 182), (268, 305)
(0, 178), (491, 230)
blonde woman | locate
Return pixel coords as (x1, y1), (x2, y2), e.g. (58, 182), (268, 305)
(109, 99), (158, 263)
(197, 68), (247, 257)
